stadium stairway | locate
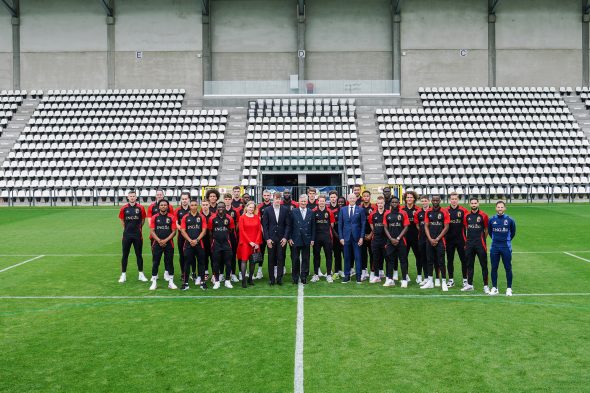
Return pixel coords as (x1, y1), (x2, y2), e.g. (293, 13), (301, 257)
(217, 106), (247, 185)
(0, 97), (39, 167)
(356, 105), (387, 184)
(563, 94), (590, 140)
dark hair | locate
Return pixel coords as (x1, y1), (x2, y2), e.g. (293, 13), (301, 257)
(317, 195), (327, 201)
(362, 190), (371, 195)
(233, 186), (241, 191)
(273, 192), (282, 199)
(158, 199), (169, 207)
(308, 187), (317, 193)
(190, 199), (199, 204)
(376, 195), (384, 201)
(496, 200), (506, 206)
(223, 193), (232, 199)
(127, 190), (136, 195)
(353, 184), (362, 189)
(470, 197), (479, 202)
(392, 196), (399, 202)
(383, 186), (391, 192)
(404, 190), (419, 202)
(180, 192), (191, 198)
(205, 188), (220, 200)
(329, 190), (338, 196)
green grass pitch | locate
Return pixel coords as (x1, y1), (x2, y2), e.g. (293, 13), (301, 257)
(1, 204), (589, 393)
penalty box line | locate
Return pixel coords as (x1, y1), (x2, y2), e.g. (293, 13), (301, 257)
(0, 255), (45, 274)
(563, 252), (590, 263)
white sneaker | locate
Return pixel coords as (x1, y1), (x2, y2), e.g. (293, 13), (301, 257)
(219, 274), (225, 282)
(283, 266), (286, 275)
(506, 288), (513, 297)
(149, 277), (157, 290)
(488, 287), (499, 296)
(379, 270), (385, 278)
(326, 275), (334, 283)
(238, 272), (243, 280)
(463, 279), (468, 287)
(195, 276), (202, 285)
(369, 271), (375, 281)
(361, 269), (368, 279)
(420, 279), (433, 289)
(461, 284), (474, 291)
(401, 280), (408, 288)
(383, 278), (395, 287)
(256, 267), (263, 280)
(138, 272), (148, 282)
(211, 275), (217, 283)
(118, 273), (126, 283)
(406, 274), (411, 282)
(311, 274), (320, 283)
(447, 279), (455, 288)
(168, 280), (178, 290)
(213, 281), (220, 290)
(230, 274), (239, 282)
(370, 276), (381, 284)
(483, 285), (490, 294)
(164, 271), (170, 281)
(225, 280), (233, 289)
(393, 271), (398, 280)
(435, 278), (441, 287)
(339, 271), (345, 278)
(441, 281), (449, 292)
(416, 275), (423, 284)
(350, 269), (355, 276)
(318, 268), (325, 277)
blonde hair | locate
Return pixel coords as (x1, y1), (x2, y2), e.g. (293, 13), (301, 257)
(245, 200), (257, 215)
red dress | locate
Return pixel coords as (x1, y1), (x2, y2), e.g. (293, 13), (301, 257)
(237, 213), (263, 261)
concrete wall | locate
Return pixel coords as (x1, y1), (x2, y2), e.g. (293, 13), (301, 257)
(306, 0), (392, 80)
(496, 0), (582, 87)
(19, 0), (107, 90)
(401, 0), (488, 96)
(0, 13), (12, 89)
(211, 0), (296, 80)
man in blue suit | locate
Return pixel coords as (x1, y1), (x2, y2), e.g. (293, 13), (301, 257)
(289, 194), (316, 285)
(338, 193), (366, 283)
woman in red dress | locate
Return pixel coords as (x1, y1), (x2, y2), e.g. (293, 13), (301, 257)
(237, 201), (262, 288)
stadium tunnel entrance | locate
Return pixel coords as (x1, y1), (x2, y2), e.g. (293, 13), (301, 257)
(256, 173), (346, 201)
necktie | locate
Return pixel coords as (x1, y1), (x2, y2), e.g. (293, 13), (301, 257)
(350, 207), (353, 217)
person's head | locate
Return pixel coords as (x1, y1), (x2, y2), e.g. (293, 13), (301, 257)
(223, 193), (232, 207)
(242, 193), (251, 204)
(158, 199), (169, 214)
(232, 186), (241, 199)
(201, 200), (210, 212)
(431, 195), (441, 208)
(180, 192), (190, 207)
(404, 190), (418, 207)
(283, 189), (292, 201)
(216, 201), (226, 215)
(362, 190), (371, 204)
(347, 193), (357, 205)
(337, 196), (346, 207)
(245, 201), (256, 215)
(329, 190), (338, 205)
(391, 196), (400, 210)
(496, 200), (506, 215)
(352, 185), (362, 197)
(189, 199), (199, 213)
(155, 189), (165, 202)
(383, 187), (392, 199)
(318, 195), (326, 209)
(470, 197), (479, 211)
(420, 195), (430, 209)
(262, 190), (271, 203)
(273, 192), (282, 207)
(298, 194), (308, 209)
(127, 190), (137, 204)
(206, 189), (220, 205)
(376, 195), (385, 210)
(307, 187), (317, 201)
(449, 192), (460, 207)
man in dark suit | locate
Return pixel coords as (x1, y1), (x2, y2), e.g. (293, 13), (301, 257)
(262, 192), (291, 285)
(338, 193), (366, 283)
(289, 194), (315, 285)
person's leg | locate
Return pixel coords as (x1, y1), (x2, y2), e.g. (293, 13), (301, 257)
(240, 260), (248, 287)
(131, 237), (144, 272)
(277, 244), (286, 283)
(248, 258), (256, 284)
(223, 250), (233, 281)
(353, 242), (363, 280)
(399, 244), (409, 281)
(490, 247), (500, 288)
(301, 245), (310, 281)
(477, 246), (489, 287)
(196, 246), (206, 282)
(385, 251), (394, 279)
(121, 236), (133, 273)
(342, 241), (352, 280)
(151, 242), (163, 277)
(312, 240), (322, 275)
(268, 244), (277, 283)
(177, 236), (186, 280)
(324, 238), (333, 275)
(465, 245), (476, 285)
(502, 248), (513, 289)
(292, 246), (301, 283)
(408, 239), (421, 277)
(446, 240), (456, 280)
(164, 243), (174, 278)
(212, 248), (221, 282)
(230, 234), (238, 277)
(457, 238), (468, 281)
(333, 239), (342, 274)
(426, 244), (435, 279)
(183, 246), (194, 285)
(360, 240), (369, 272)
(437, 242), (447, 279)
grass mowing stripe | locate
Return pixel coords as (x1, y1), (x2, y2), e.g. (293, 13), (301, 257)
(294, 283), (305, 393)
(563, 252), (590, 263)
(0, 255), (45, 273)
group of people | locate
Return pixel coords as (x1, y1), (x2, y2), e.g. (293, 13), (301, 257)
(118, 185), (516, 296)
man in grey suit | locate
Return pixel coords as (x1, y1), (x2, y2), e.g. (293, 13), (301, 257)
(262, 192), (291, 285)
(289, 194), (316, 285)
(338, 193), (366, 283)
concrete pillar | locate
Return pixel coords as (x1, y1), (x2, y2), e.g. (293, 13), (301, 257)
(106, 14), (115, 89)
(202, 14), (212, 93)
(392, 13), (401, 94)
(11, 15), (20, 90)
(488, 13), (496, 87)
(297, 6), (306, 93)
(583, 12), (589, 86)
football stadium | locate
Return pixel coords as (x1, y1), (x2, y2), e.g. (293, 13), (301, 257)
(1, 1), (590, 392)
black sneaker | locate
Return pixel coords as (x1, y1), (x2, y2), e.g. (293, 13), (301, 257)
(201, 282), (207, 291)
(181, 283), (189, 291)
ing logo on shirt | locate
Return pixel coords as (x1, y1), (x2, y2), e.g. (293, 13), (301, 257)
(477, 216), (481, 223)
(397, 214), (402, 220)
(224, 219), (229, 226)
(458, 212), (462, 218)
(166, 218), (171, 224)
(135, 208), (140, 214)
(504, 220), (508, 225)
(437, 213), (442, 220)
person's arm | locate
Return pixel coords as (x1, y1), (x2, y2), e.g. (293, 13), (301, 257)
(262, 210), (271, 243)
(483, 212), (489, 241)
(437, 211), (450, 240)
(397, 212), (410, 241)
(288, 211), (295, 246)
(162, 220), (177, 244)
(149, 218), (160, 242)
(179, 215), (192, 243)
(414, 210), (420, 232)
(197, 214), (207, 242)
(424, 213), (434, 245)
(338, 208), (344, 244)
(119, 207), (125, 229)
(310, 210), (315, 247)
(510, 217), (516, 240)
(383, 216), (396, 244)
(140, 206), (146, 227)
(358, 209), (366, 245)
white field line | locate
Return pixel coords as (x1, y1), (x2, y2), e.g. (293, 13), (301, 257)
(1, 292), (590, 300)
(563, 252), (590, 263)
(294, 283), (305, 393)
(0, 255), (45, 273)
